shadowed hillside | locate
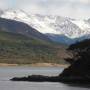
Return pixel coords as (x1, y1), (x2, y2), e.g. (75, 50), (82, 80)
(0, 30), (68, 64)
(59, 39), (90, 83)
(0, 18), (51, 42)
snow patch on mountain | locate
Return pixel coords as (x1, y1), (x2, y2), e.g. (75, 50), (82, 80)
(0, 9), (90, 44)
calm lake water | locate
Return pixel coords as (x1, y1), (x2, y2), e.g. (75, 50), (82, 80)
(0, 66), (90, 90)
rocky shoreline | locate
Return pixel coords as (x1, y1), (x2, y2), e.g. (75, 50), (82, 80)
(10, 75), (59, 82)
(10, 75), (90, 84)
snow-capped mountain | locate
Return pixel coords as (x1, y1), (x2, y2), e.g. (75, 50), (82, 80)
(0, 9), (90, 44)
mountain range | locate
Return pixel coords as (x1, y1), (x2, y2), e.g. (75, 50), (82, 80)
(0, 9), (90, 44)
(0, 17), (68, 64)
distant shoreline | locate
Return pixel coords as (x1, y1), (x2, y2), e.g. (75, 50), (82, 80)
(0, 63), (18, 66)
(0, 63), (69, 67)
(30, 63), (69, 67)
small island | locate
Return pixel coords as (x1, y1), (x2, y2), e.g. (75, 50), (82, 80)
(11, 39), (90, 84)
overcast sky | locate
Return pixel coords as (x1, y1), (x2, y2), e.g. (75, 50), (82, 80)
(0, 0), (90, 19)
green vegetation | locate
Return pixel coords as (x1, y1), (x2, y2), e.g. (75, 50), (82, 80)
(0, 30), (67, 64)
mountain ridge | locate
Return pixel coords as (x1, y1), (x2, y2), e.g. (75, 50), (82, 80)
(0, 17), (51, 42)
(0, 9), (90, 44)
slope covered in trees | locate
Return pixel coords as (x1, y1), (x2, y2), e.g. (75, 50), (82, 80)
(0, 30), (67, 64)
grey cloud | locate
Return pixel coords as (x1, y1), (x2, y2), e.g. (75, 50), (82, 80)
(0, 0), (90, 19)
